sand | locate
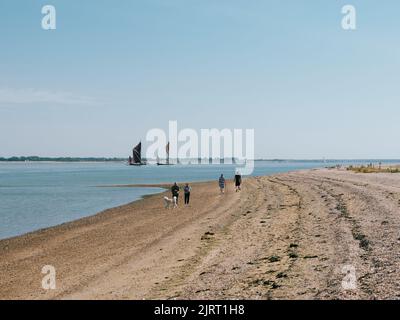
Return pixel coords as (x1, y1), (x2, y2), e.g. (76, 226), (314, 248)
(1, 168), (400, 300)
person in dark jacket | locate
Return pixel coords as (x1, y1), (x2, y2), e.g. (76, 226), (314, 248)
(219, 174), (225, 194)
(171, 182), (180, 204)
(234, 171), (242, 192)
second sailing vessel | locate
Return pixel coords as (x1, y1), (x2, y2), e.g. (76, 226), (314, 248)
(157, 142), (174, 166)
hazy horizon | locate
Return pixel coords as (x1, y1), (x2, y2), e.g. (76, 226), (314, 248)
(1, 155), (400, 162)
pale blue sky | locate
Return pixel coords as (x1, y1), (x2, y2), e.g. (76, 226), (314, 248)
(0, 0), (399, 159)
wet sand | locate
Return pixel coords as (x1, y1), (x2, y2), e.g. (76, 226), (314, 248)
(1, 168), (400, 300)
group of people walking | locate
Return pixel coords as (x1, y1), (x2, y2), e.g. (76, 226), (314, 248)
(169, 171), (242, 206)
(171, 182), (192, 205)
(218, 172), (242, 194)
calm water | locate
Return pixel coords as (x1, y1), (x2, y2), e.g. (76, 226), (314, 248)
(0, 160), (398, 240)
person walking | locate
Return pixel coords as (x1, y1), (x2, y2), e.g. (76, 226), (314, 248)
(219, 174), (225, 194)
(184, 183), (191, 205)
(234, 171), (242, 192)
(171, 182), (180, 204)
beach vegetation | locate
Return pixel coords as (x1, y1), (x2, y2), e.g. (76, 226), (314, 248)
(347, 164), (400, 173)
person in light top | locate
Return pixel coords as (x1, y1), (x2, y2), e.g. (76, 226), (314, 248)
(184, 183), (191, 205)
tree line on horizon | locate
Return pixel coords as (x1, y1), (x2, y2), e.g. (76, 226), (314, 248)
(0, 156), (126, 162)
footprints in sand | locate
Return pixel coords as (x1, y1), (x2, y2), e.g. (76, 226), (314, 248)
(201, 231), (215, 241)
(153, 171), (400, 300)
(249, 278), (281, 290)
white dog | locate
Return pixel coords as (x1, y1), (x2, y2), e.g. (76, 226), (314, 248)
(163, 196), (177, 209)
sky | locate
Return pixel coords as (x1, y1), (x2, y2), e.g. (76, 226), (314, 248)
(0, 0), (399, 159)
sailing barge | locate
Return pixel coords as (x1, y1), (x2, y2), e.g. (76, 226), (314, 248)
(157, 142), (174, 166)
(128, 142), (146, 166)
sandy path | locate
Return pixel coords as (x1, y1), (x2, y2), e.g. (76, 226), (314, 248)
(1, 169), (400, 300)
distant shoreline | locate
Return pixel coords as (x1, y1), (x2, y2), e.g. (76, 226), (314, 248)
(1, 157), (400, 163)
(0, 157), (126, 162)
